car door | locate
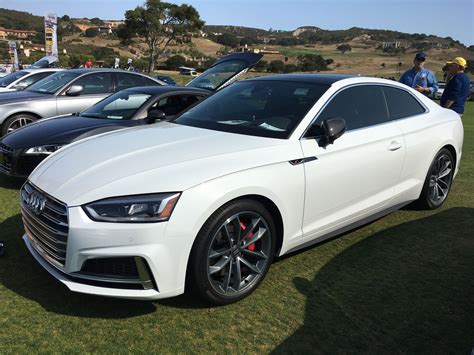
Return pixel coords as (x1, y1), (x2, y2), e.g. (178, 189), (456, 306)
(56, 72), (114, 115)
(381, 85), (430, 204)
(299, 84), (405, 242)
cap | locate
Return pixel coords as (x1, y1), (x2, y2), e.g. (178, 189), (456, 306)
(447, 57), (467, 68)
(414, 52), (426, 61)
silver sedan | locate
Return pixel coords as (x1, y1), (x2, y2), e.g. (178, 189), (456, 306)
(0, 68), (165, 135)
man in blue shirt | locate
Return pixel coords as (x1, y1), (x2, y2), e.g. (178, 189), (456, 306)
(440, 57), (471, 116)
(400, 52), (438, 96)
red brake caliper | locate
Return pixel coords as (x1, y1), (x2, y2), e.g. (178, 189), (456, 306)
(240, 221), (255, 251)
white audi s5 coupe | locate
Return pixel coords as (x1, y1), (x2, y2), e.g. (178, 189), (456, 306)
(20, 74), (463, 305)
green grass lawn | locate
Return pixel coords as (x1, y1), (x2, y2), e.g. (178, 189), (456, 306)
(0, 103), (473, 353)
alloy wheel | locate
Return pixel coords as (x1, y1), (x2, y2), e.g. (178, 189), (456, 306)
(428, 153), (453, 206)
(206, 211), (272, 296)
(7, 116), (35, 133)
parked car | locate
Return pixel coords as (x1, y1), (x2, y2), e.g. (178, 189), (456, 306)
(20, 74), (463, 305)
(434, 81), (445, 100)
(30, 55), (59, 69)
(0, 52), (263, 177)
(0, 86), (208, 177)
(155, 75), (177, 85)
(0, 69), (165, 136)
(0, 68), (62, 93)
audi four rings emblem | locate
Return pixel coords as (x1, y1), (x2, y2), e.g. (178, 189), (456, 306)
(26, 191), (47, 215)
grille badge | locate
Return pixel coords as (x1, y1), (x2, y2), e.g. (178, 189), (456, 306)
(26, 191), (47, 215)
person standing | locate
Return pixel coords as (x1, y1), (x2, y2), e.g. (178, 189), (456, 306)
(84, 59), (93, 68)
(400, 52), (438, 96)
(440, 57), (470, 117)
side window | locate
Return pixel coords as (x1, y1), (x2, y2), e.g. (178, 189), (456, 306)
(17, 72), (52, 87)
(383, 86), (426, 120)
(116, 73), (157, 91)
(150, 95), (203, 117)
(315, 85), (389, 131)
(73, 73), (113, 94)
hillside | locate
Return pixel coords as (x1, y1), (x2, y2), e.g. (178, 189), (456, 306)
(0, 8), (43, 32)
(0, 7), (472, 79)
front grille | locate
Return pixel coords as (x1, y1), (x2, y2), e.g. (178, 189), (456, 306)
(20, 181), (69, 268)
(0, 142), (13, 174)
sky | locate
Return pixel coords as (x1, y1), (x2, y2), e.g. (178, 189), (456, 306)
(1, 0), (473, 46)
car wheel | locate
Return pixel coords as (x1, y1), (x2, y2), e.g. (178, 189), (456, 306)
(2, 113), (37, 135)
(189, 199), (276, 305)
(416, 148), (454, 209)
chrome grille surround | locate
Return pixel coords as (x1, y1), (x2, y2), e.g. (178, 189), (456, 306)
(20, 181), (68, 269)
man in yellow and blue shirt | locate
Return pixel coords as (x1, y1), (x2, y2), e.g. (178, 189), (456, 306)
(400, 52), (438, 96)
(441, 57), (470, 116)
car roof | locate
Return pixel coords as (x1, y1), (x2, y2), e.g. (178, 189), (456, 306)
(23, 68), (63, 73)
(245, 74), (354, 85)
(66, 68), (151, 74)
(122, 85), (210, 95)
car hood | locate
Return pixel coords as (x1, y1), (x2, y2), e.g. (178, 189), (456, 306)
(0, 90), (49, 104)
(30, 122), (300, 206)
(2, 115), (132, 149)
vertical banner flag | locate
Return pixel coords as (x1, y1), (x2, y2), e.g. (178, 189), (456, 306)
(44, 13), (58, 57)
(8, 41), (19, 70)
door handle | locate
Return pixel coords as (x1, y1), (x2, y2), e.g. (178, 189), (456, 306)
(387, 141), (402, 151)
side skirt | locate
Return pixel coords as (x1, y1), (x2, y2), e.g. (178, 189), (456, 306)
(284, 200), (414, 255)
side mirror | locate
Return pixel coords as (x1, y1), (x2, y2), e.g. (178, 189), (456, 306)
(146, 109), (166, 124)
(319, 117), (346, 146)
(13, 82), (28, 91)
(66, 85), (84, 96)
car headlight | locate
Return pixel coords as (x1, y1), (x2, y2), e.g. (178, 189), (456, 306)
(24, 145), (64, 155)
(83, 193), (181, 223)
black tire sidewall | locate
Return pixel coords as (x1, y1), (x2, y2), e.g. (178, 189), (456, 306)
(419, 148), (454, 209)
(189, 199), (276, 305)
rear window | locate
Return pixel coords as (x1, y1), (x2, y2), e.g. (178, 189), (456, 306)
(383, 86), (426, 120)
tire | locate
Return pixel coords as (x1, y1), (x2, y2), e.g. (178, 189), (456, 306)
(415, 148), (454, 210)
(189, 199), (276, 305)
(2, 113), (38, 136)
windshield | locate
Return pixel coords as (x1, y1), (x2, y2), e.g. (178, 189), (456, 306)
(0, 71), (28, 87)
(26, 71), (79, 94)
(187, 59), (248, 91)
(176, 80), (329, 139)
(80, 91), (153, 120)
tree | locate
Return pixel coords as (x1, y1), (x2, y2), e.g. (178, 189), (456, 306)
(61, 15), (70, 21)
(336, 44), (352, 55)
(123, 0), (204, 72)
(116, 24), (134, 45)
(216, 33), (239, 48)
(85, 27), (99, 37)
(90, 17), (104, 25)
(165, 55), (186, 70)
(268, 60), (285, 73)
(253, 60), (268, 72)
(297, 54), (328, 71)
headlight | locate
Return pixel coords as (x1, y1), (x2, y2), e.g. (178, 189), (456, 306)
(24, 145), (64, 155)
(83, 193), (181, 223)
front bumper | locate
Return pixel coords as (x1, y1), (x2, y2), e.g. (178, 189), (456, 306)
(23, 204), (192, 300)
(0, 144), (46, 178)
